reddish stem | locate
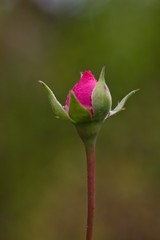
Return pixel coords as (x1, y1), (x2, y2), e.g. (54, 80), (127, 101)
(84, 141), (96, 240)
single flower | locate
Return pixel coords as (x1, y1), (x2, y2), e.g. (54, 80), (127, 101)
(39, 67), (138, 125)
(39, 67), (138, 240)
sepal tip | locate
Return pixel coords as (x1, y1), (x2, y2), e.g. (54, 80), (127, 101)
(108, 89), (139, 118)
(39, 80), (72, 122)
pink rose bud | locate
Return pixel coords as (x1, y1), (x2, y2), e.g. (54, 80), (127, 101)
(39, 67), (138, 125)
(65, 71), (97, 115)
(65, 68), (112, 123)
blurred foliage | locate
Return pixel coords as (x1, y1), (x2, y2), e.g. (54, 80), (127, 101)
(0, 0), (160, 240)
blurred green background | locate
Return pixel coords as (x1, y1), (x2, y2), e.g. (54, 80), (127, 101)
(0, 0), (160, 239)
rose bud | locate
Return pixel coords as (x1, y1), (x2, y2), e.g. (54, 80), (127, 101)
(39, 67), (138, 125)
(65, 67), (112, 123)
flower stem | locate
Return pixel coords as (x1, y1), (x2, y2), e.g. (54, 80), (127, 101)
(84, 140), (96, 240)
(76, 122), (101, 240)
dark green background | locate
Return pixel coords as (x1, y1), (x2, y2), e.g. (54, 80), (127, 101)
(0, 1), (160, 239)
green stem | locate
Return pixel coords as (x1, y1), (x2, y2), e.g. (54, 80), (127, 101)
(84, 140), (96, 240)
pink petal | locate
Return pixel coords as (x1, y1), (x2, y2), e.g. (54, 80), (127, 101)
(65, 70), (97, 114)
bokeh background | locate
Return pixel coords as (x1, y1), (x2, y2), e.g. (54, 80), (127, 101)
(0, 0), (160, 239)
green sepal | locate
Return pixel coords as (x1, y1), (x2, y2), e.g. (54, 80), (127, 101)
(68, 92), (92, 123)
(108, 89), (139, 118)
(39, 81), (71, 121)
(99, 66), (106, 83)
(92, 67), (112, 121)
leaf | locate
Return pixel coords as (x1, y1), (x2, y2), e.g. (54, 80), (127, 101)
(92, 67), (112, 121)
(39, 81), (71, 121)
(68, 92), (91, 123)
(108, 89), (139, 118)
